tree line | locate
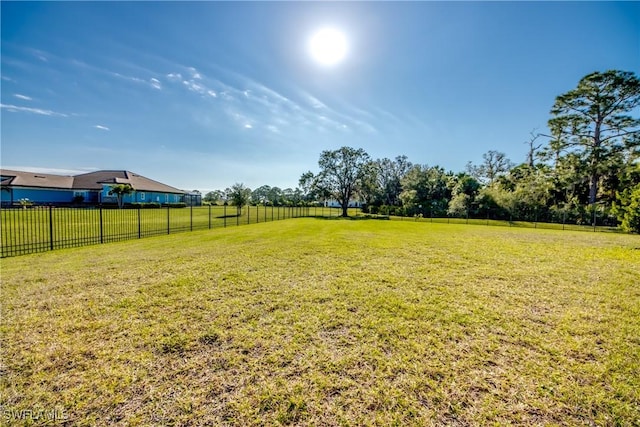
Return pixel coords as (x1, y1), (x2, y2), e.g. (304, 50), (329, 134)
(205, 70), (640, 232)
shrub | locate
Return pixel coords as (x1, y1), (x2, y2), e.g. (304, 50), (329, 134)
(612, 183), (640, 233)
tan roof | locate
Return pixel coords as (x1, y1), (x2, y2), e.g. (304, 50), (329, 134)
(0, 169), (74, 189)
(0, 169), (186, 194)
(73, 171), (185, 194)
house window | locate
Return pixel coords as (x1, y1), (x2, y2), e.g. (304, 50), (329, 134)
(140, 192), (145, 201)
(165, 194), (169, 203)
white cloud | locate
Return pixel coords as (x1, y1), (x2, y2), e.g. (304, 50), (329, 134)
(304, 93), (328, 110)
(110, 71), (145, 84)
(94, 125), (110, 131)
(165, 62), (377, 138)
(150, 78), (162, 90)
(188, 67), (202, 79)
(14, 94), (32, 101)
(30, 48), (49, 62)
(0, 103), (68, 117)
(183, 80), (206, 94)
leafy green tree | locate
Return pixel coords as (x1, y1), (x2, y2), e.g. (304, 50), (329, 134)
(358, 160), (383, 210)
(447, 173), (481, 217)
(303, 147), (370, 217)
(354, 155), (413, 211)
(228, 183), (251, 215)
(447, 193), (471, 217)
(548, 70), (640, 206)
(251, 185), (272, 205)
(512, 166), (554, 221)
(612, 183), (640, 233)
(377, 156), (412, 206)
(298, 172), (314, 198)
(204, 190), (224, 204)
(476, 185), (517, 220)
(281, 187), (304, 206)
(400, 165), (451, 216)
(108, 184), (133, 209)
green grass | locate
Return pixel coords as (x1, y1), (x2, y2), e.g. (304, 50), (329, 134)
(1, 219), (639, 426)
(1, 206), (344, 257)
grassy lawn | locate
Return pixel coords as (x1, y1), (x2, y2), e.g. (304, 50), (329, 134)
(1, 219), (639, 426)
(1, 206), (341, 257)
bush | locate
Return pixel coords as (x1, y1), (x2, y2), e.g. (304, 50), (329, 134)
(380, 205), (407, 217)
(164, 202), (187, 208)
(612, 183), (640, 233)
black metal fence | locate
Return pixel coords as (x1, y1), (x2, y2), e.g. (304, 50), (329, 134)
(0, 205), (342, 258)
(1, 204), (629, 258)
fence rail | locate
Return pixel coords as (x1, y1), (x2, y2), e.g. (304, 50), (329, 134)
(0, 205), (343, 258)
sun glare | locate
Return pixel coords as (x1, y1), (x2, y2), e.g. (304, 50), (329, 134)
(308, 28), (348, 67)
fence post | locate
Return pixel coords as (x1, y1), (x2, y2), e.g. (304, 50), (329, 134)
(247, 205), (250, 224)
(224, 204), (227, 228)
(167, 206), (170, 234)
(99, 206), (104, 244)
(49, 206), (54, 251)
(138, 206), (141, 239)
(190, 203), (193, 232)
(209, 204), (212, 229)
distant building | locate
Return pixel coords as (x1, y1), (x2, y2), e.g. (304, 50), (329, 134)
(184, 190), (202, 206)
(0, 169), (196, 206)
(324, 199), (362, 208)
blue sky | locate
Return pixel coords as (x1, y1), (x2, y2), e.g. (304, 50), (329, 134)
(1, 1), (638, 192)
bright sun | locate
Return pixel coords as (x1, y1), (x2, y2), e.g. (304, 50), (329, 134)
(308, 28), (348, 67)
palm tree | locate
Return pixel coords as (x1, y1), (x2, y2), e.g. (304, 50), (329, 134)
(108, 184), (133, 208)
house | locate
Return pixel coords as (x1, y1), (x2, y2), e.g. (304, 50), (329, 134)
(324, 199), (362, 208)
(0, 169), (192, 206)
(0, 170), (75, 205)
